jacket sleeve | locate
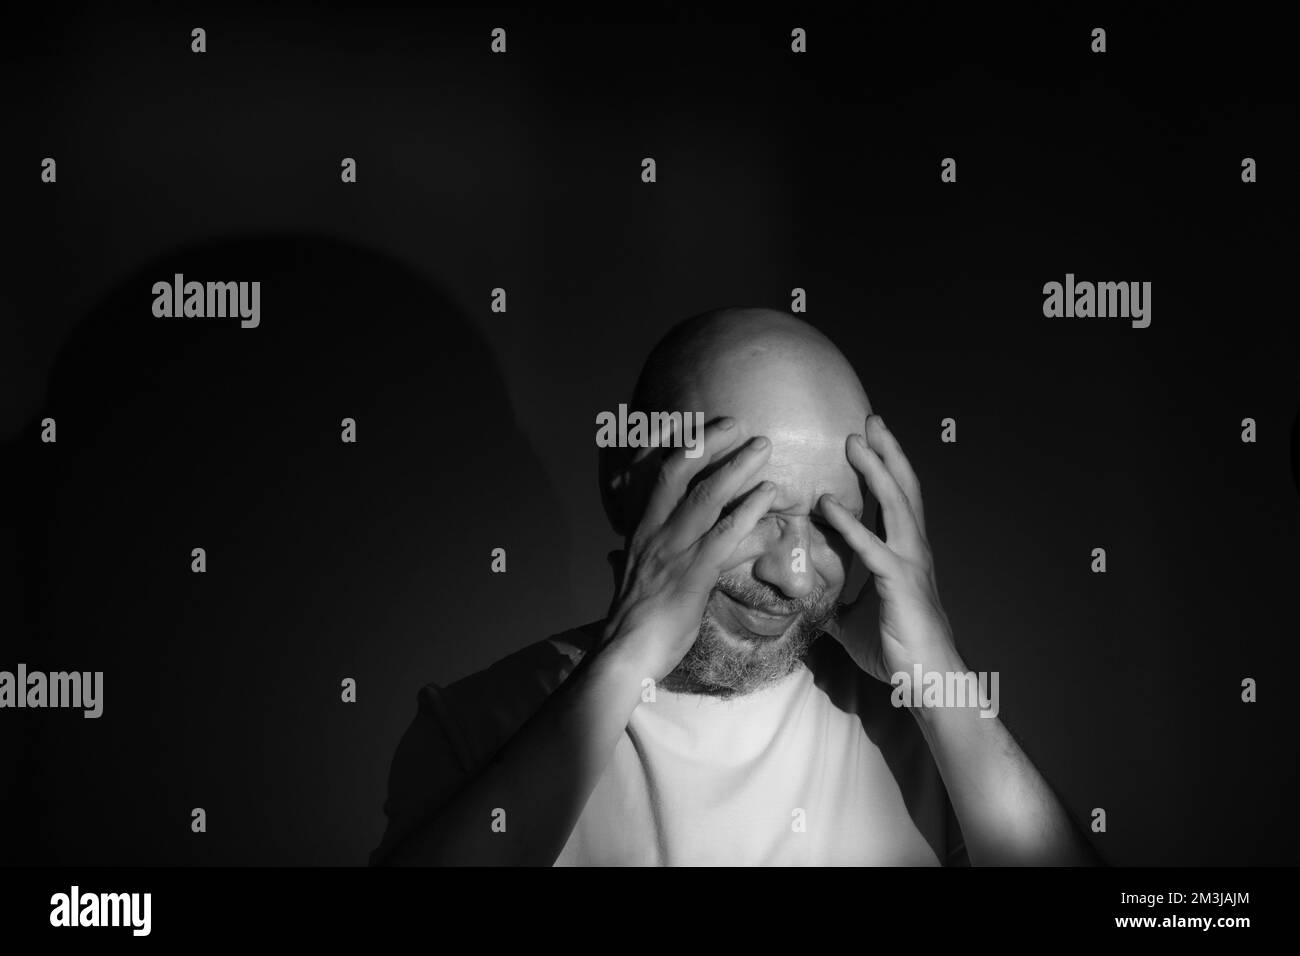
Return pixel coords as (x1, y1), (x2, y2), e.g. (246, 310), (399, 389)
(368, 684), (467, 866)
(369, 622), (603, 865)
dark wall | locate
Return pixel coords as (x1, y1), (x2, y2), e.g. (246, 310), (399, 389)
(1, 3), (1296, 865)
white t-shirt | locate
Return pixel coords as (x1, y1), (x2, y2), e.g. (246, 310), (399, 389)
(373, 621), (965, 866)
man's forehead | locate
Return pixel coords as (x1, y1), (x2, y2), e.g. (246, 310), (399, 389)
(727, 400), (867, 451)
(735, 423), (853, 449)
(731, 421), (865, 509)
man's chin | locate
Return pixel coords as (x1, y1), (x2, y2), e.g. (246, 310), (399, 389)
(659, 609), (823, 698)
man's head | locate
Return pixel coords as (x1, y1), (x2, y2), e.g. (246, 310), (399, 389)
(600, 307), (873, 697)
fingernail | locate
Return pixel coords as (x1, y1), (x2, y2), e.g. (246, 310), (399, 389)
(750, 436), (769, 449)
(717, 417), (735, 430)
(849, 433), (865, 447)
(874, 415), (887, 430)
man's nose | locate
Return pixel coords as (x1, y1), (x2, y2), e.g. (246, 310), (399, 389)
(751, 518), (817, 601)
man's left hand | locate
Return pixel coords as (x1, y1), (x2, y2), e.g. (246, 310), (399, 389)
(818, 414), (964, 685)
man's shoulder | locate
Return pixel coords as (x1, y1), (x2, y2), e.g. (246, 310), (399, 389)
(422, 619), (605, 771)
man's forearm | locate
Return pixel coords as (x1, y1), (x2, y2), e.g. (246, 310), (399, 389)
(382, 630), (646, 866)
(913, 651), (1102, 866)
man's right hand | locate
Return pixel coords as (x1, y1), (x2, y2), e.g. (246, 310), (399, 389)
(599, 417), (777, 682)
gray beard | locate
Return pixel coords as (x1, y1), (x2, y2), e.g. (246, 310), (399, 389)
(660, 576), (840, 698)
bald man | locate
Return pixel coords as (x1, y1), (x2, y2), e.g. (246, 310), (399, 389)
(372, 308), (1101, 867)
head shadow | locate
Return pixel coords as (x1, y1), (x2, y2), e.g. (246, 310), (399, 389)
(5, 233), (572, 864)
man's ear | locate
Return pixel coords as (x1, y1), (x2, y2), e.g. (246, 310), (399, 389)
(599, 442), (664, 539)
(598, 444), (637, 538)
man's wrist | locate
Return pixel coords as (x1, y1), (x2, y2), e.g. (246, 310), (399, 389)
(589, 626), (660, 702)
(892, 643), (998, 733)
(894, 638), (968, 683)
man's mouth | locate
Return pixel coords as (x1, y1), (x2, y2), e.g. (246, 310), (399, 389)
(719, 591), (798, 638)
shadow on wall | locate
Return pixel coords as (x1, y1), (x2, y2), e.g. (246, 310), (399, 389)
(4, 235), (573, 864)
(1292, 405), (1299, 497)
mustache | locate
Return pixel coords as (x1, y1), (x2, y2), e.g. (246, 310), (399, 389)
(716, 575), (832, 617)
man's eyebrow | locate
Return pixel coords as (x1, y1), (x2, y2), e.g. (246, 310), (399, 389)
(720, 488), (862, 521)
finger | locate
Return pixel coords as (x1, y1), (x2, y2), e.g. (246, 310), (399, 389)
(624, 408), (698, 468)
(639, 417), (744, 531)
(864, 415), (925, 538)
(845, 433), (924, 561)
(696, 479), (778, 570)
(818, 493), (903, 579)
(664, 435), (773, 548)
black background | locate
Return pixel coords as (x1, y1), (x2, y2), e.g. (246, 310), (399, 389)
(1, 2), (1296, 866)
